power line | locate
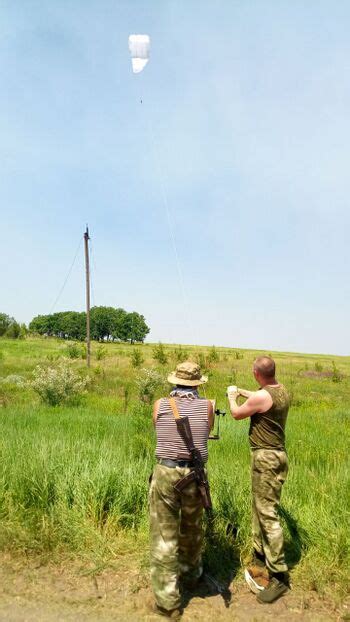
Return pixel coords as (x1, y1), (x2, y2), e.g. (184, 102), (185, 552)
(49, 237), (83, 314)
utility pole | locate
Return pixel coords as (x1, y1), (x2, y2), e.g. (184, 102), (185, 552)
(84, 226), (91, 368)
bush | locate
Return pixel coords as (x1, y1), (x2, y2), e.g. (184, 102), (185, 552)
(0, 374), (25, 386)
(152, 342), (168, 365)
(95, 345), (107, 361)
(130, 348), (144, 369)
(30, 363), (90, 406)
(315, 362), (323, 372)
(233, 350), (244, 360)
(331, 361), (342, 383)
(66, 343), (81, 359)
(136, 369), (164, 404)
(173, 346), (189, 363)
(227, 368), (237, 386)
(19, 324), (28, 339)
(194, 351), (211, 372)
(208, 346), (219, 364)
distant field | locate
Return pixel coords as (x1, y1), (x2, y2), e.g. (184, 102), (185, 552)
(0, 337), (349, 604)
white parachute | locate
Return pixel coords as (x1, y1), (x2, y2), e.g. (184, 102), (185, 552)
(128, 34), (150, 74)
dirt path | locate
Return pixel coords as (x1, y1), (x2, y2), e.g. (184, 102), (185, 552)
(0, 554), (347, 622)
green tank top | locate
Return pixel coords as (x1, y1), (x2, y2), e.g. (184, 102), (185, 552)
(249, 384), (290, 450)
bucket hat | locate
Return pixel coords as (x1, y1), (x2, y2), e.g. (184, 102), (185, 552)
(167, 361), (208, 386)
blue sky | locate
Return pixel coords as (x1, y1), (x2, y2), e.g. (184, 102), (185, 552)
(1, 1), (349, 354)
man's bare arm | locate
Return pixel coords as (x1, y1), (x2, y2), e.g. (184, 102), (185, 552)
(237, 388), (255, 398)
(226, 386), (272, 420)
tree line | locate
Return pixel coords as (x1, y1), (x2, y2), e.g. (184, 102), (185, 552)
(0, 313), (28, 339)
(29, 306), (150, 343)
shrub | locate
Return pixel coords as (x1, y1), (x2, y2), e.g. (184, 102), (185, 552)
(331, 361), (342, 383)
(195, 352), (208, 371)
(130, 348), (144, 368)
(152, 342), (168, 365)
(95, 345), (107, 361)
(19, 324), (28, 339)
(136, 369), (164, 404)
(233, 350), (244, 360)
(208, 346), (219, 364)
(227, 367), (237, 386)
(0, 374), (25, 386)
(66, 343), (81, 359)
(315, 362), (323, 372)
(30, 363), (90, 406)
(173, 346), (189, 363)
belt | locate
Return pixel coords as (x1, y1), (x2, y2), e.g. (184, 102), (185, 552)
(158, 458), (194, 468)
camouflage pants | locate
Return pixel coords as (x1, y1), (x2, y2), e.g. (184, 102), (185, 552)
(251, 449), (288, 574)
(149, 463), (204, 610)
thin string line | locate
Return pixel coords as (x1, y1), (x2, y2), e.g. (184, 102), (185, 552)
(139, 84), (197, 343)
(49, 237), (83, 314)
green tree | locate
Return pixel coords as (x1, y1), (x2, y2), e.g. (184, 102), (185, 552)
(124, 312), (150, 344)
(29, 314), (52, 335)
(90, 306), (118, 341)
(0, 313), (13, 336)
(29, 307), (150, 343)
(5, 321), (21, 339)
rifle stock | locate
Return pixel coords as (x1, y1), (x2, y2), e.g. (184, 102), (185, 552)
(174, 415), (212, 512)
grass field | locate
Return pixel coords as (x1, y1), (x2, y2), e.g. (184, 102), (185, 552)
(0, 337), (349, 605)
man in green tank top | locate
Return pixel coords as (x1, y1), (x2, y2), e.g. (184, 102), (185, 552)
(227, 356), (290, 604)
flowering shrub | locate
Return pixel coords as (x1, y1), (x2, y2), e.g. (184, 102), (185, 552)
(30, 363), (90, 406)
(0, 374), (25, 386)
(136, 369), (165, 403)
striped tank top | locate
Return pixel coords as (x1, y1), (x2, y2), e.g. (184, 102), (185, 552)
(155, 396), (210, 462)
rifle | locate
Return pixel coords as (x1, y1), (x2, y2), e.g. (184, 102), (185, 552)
(169, 398), (212, 512)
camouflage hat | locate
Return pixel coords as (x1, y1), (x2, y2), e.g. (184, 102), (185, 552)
(167, 361), (208, 386)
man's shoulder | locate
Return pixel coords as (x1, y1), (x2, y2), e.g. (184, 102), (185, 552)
(252, 389), (274, 413)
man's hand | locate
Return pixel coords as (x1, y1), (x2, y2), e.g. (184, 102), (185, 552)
(226, 385), (239, 401)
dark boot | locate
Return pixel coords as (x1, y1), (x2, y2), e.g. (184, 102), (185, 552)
(257, 572), (289, 604)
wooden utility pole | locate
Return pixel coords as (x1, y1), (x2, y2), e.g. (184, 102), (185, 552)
(84, 226), (91, 368)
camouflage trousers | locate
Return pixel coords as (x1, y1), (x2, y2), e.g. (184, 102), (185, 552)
(251, 448), (288, 574)
(149, 463), (204, 610)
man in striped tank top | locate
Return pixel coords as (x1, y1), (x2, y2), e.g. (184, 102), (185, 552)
(227, 356), (290, 604)
(149, 361), (213, 619)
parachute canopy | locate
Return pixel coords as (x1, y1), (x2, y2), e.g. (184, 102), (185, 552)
(128, 34), (150, 74)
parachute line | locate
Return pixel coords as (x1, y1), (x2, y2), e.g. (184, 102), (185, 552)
(129, 34), (197, 343)
(145, 106), (197, 343)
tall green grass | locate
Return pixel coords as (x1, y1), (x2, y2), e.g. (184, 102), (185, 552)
(0, 337), (349, 601)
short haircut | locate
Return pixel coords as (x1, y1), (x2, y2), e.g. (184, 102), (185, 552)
(254, 356), (276, 378)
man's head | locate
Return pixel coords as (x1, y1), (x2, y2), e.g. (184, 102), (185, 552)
(253, 356), (276, 385)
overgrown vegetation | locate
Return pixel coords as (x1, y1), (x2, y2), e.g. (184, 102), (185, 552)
(30, 363), (90, 406)
(0, 337), (348, 603)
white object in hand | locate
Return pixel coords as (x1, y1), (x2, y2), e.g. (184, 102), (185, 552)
(227, 385), (238, 398)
